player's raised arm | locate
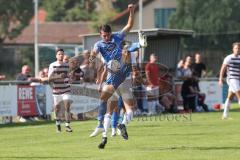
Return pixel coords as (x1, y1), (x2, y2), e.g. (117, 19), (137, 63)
(122, 4), (135, 33)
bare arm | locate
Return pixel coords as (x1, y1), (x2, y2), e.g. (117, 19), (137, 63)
(122, 4), (135, 33)
(219, 64), (227, 86)
(97, 66), (108, 92)
(89, 49), (98, 63)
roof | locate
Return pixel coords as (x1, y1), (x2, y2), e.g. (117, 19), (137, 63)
(4, 21), (91, 45)
(81, 28), (194, 38)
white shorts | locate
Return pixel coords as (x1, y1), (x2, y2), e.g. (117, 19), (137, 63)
(53, 93), (72, 106)
(146, 86), (159, 97)
(227, 79), (240, 93)
(108, 78), (134, 101)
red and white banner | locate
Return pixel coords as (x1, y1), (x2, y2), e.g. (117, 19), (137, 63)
(17, 85), (38, 116)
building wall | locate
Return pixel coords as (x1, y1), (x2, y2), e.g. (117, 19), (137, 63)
(133, 0), (177, 30)
(83, 32), (181, 71)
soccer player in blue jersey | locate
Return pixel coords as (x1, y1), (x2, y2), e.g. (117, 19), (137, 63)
(99, 42), (142, 146)
(89, 4), (136, 148)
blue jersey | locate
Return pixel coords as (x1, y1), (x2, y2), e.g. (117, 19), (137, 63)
(105, 42), (140, 88)
(94, 31), (125, 64)
(94, 33), (140, 89)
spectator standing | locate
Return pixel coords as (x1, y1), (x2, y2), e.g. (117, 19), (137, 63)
(80, 50), (96, 83)
(192, 53), (206, 78)
(16, 65), (37, 122)
(63, 55), (70, 63)
(145, 53), (160, 114)
(16, 65), (32, 81)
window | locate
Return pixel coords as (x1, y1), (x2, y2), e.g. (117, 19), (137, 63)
(154, 8), (176, 28)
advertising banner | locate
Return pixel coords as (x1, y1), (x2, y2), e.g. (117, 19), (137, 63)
(17, 85), (38, 116)
(0, 85), (17, 116)
(70, 84), (99, 114)
(199, 81), (222, 110)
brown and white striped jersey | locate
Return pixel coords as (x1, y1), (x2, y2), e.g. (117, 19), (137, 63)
(48, 61), (71, 95)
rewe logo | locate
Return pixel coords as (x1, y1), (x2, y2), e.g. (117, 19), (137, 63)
(18, 87), (33, 100)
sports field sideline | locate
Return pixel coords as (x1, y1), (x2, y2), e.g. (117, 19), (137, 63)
(0, 106), (240, 160)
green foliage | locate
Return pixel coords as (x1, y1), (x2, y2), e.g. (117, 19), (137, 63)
(0, 0), (34, 43)
(42, 0), (131, 32)
(91, 1), (118, 32)
(18, 46), (35, 76)
(112, 0), (138, 12)
(169, 0), (240, 50)
(42, 0), (96, 21)
(169, 0), (240, 34)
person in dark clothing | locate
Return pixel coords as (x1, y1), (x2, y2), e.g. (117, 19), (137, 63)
(192, 53), (206, 78)
(181, 76), (209, 112)
(16, 65), (35, 122)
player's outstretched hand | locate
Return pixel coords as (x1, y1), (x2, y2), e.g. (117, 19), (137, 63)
(128, 4), (135, 12)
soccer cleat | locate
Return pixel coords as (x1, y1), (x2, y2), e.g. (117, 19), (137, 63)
(65, 126), (73, 132)
(117, 124), (128, 140)
(19, 117), (27, 123)
(221, 115), (233, 120)
(89, 127), (104, 137)
(138, 31), (147, 48)
(56, 125), (61, 133)
(98, 137), (107, 149)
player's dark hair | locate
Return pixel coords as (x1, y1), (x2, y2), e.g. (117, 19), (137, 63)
(99, 24), (112, 33)
(56, 48), (64, 54)
(232, 42), (240, 48)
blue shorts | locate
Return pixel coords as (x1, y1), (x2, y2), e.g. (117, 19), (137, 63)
(105, 64), (131, 89)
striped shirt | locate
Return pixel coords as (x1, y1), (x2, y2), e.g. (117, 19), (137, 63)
(223, 54), (240, 80)
(48, 61), (70, 94)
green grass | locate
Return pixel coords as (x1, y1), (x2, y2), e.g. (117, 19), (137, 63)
(1, 106), (240, 160)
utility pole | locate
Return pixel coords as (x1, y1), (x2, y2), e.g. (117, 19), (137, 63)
(34, 0), (39, 77)
(139, 0), (144, 63)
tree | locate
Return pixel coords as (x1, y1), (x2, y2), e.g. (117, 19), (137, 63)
(169, 0), (240, 34)
(91, 0), (117, 31)
(169, 0), (240, 47)
(112, 0), (138, 12)
(0, 0), (34, 43)
(169, 0), (240, 75)
(42, 0), (96, 21)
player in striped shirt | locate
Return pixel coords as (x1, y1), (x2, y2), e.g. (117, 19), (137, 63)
(48, 48), (73, 133)
(219, 42), (240, 119)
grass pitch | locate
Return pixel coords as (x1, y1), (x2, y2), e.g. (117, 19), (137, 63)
(1, 107), (240, 160)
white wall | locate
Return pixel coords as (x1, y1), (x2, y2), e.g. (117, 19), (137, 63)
(133, 0), (177, 30)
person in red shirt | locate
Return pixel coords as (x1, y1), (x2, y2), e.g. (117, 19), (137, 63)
(145, 54), (160, 114)
(145, 54), (159, 86)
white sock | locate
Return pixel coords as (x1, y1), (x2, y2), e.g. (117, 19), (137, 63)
(122, 113), (127, 125)
(112, 128), (116, 135)
(102, 114), (111, 138)
(152, 101), (158, 114)
(56, 120), (61, 125)
(65, 122), (70, 127)
(223, 98), (230, 117)
(122, 110), (133, 125)
(148, 101), (154, 114)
